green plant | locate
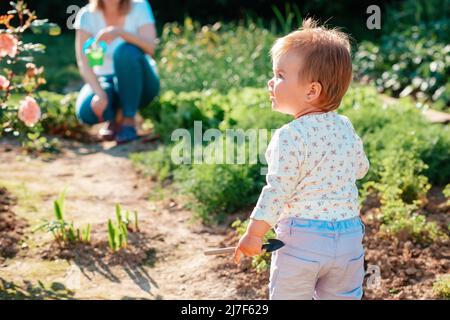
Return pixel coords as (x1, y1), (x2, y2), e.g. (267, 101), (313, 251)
(232, 218), (276, 273)
(342, 86), (450, 186)
(384, 0), (450, 31)
(354, 18), (450, 110)
(377, 197), (444, 244)
(156, 18), (275, 93)
(433, 275), (450, 299)
(34, 190), (91, 244)
(175, 162), (262, 224)
(361, 148), (448, 244)
(142, 89), (229, 143)
(107, 204), (139, 252)
(444, 184), (450, 207)
(172, 132), (268, 224)
(271, 3), (302, 35)
(219, 87), (291, 131)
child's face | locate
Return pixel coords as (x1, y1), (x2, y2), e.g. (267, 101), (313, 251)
(268, 50), (321, 116)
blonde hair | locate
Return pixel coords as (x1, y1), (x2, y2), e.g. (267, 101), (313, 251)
(89, 0), (132, 15)
(270, 18), (353, 111)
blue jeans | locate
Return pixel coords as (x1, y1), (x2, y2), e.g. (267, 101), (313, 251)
(76, 43), (160, 125)
(270, 216), (366, 300)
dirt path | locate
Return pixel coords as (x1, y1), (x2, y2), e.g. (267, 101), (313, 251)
(0, 138), (262, 300)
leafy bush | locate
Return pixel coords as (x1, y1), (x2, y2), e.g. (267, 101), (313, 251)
(157, 18), (274, 93)
(384, 0), (450, 32)
(219, 87), (291, 130)
(444, 184), (450, 206)
(3, 91), (87, 153)
(378, 198), (445, 244)
(142, 87), (290, 144)
(174, 160), (263, 223)
(354, 0), (450, 109)
(354, 19), (450, 110)
(142, 89), (228, 143)
(342, 86), (450, 186)
(339, 86), (449, 244)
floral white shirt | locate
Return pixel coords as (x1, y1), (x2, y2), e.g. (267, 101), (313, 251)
(250, 111), (370, 227)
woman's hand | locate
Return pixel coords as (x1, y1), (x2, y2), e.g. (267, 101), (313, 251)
(96, 26), (123, 43)
(91, 93), (108, 122)
(233, 232), (263, 264)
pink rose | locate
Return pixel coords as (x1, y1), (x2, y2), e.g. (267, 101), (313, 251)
(0, 33), (18, 58)
(0, 75), (9, 90)
(18, 96), (41, 127)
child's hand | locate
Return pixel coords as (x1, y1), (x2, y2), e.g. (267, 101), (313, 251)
(233, 232), (263, 264)
(233, 218), (271, 264)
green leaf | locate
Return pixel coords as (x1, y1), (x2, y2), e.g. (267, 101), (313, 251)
(115, 203), (122, 226)
(27, 132), (40, 140)
(121, 223), (128, 246)
(67, 224), (75, 242)
(84, 224), (92, 243)
(57, 190), (66, 213)
(54, 200), (63, 221)
(107, 219), (116, 251)
(118, 233), (123, 249)
(125, 210), (130, 225)
(48, 23), (61, 36)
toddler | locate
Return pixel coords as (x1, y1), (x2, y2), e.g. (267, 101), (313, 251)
(234, 18), (370, 300)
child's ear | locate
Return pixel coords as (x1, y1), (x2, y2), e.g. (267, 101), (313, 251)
(306, 81), (322, 101)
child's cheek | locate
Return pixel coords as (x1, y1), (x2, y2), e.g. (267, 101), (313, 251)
(273, 83), (282, 100)
(274, 83), (286, 107)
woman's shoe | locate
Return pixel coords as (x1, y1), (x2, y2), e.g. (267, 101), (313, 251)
(98, 122), (117, 141)
(115, 125), (138, 144)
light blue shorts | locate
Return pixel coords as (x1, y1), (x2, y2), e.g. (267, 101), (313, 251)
(269, 216), (366, 300)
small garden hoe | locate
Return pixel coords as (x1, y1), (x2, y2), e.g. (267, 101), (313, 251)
(203, 238), (285, 255)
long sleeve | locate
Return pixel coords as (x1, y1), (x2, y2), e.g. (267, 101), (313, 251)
(355, 136), (370, 179)
(250, 126), (304, 227)
(341, 115), (370, 180)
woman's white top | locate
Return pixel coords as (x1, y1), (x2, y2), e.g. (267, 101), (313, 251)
(74, 0), (157, 76)
(250, 111), (370, 227)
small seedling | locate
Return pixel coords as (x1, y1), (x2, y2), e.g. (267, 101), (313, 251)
(34, 190), (91, 244)
(107, 204), (141, 252)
